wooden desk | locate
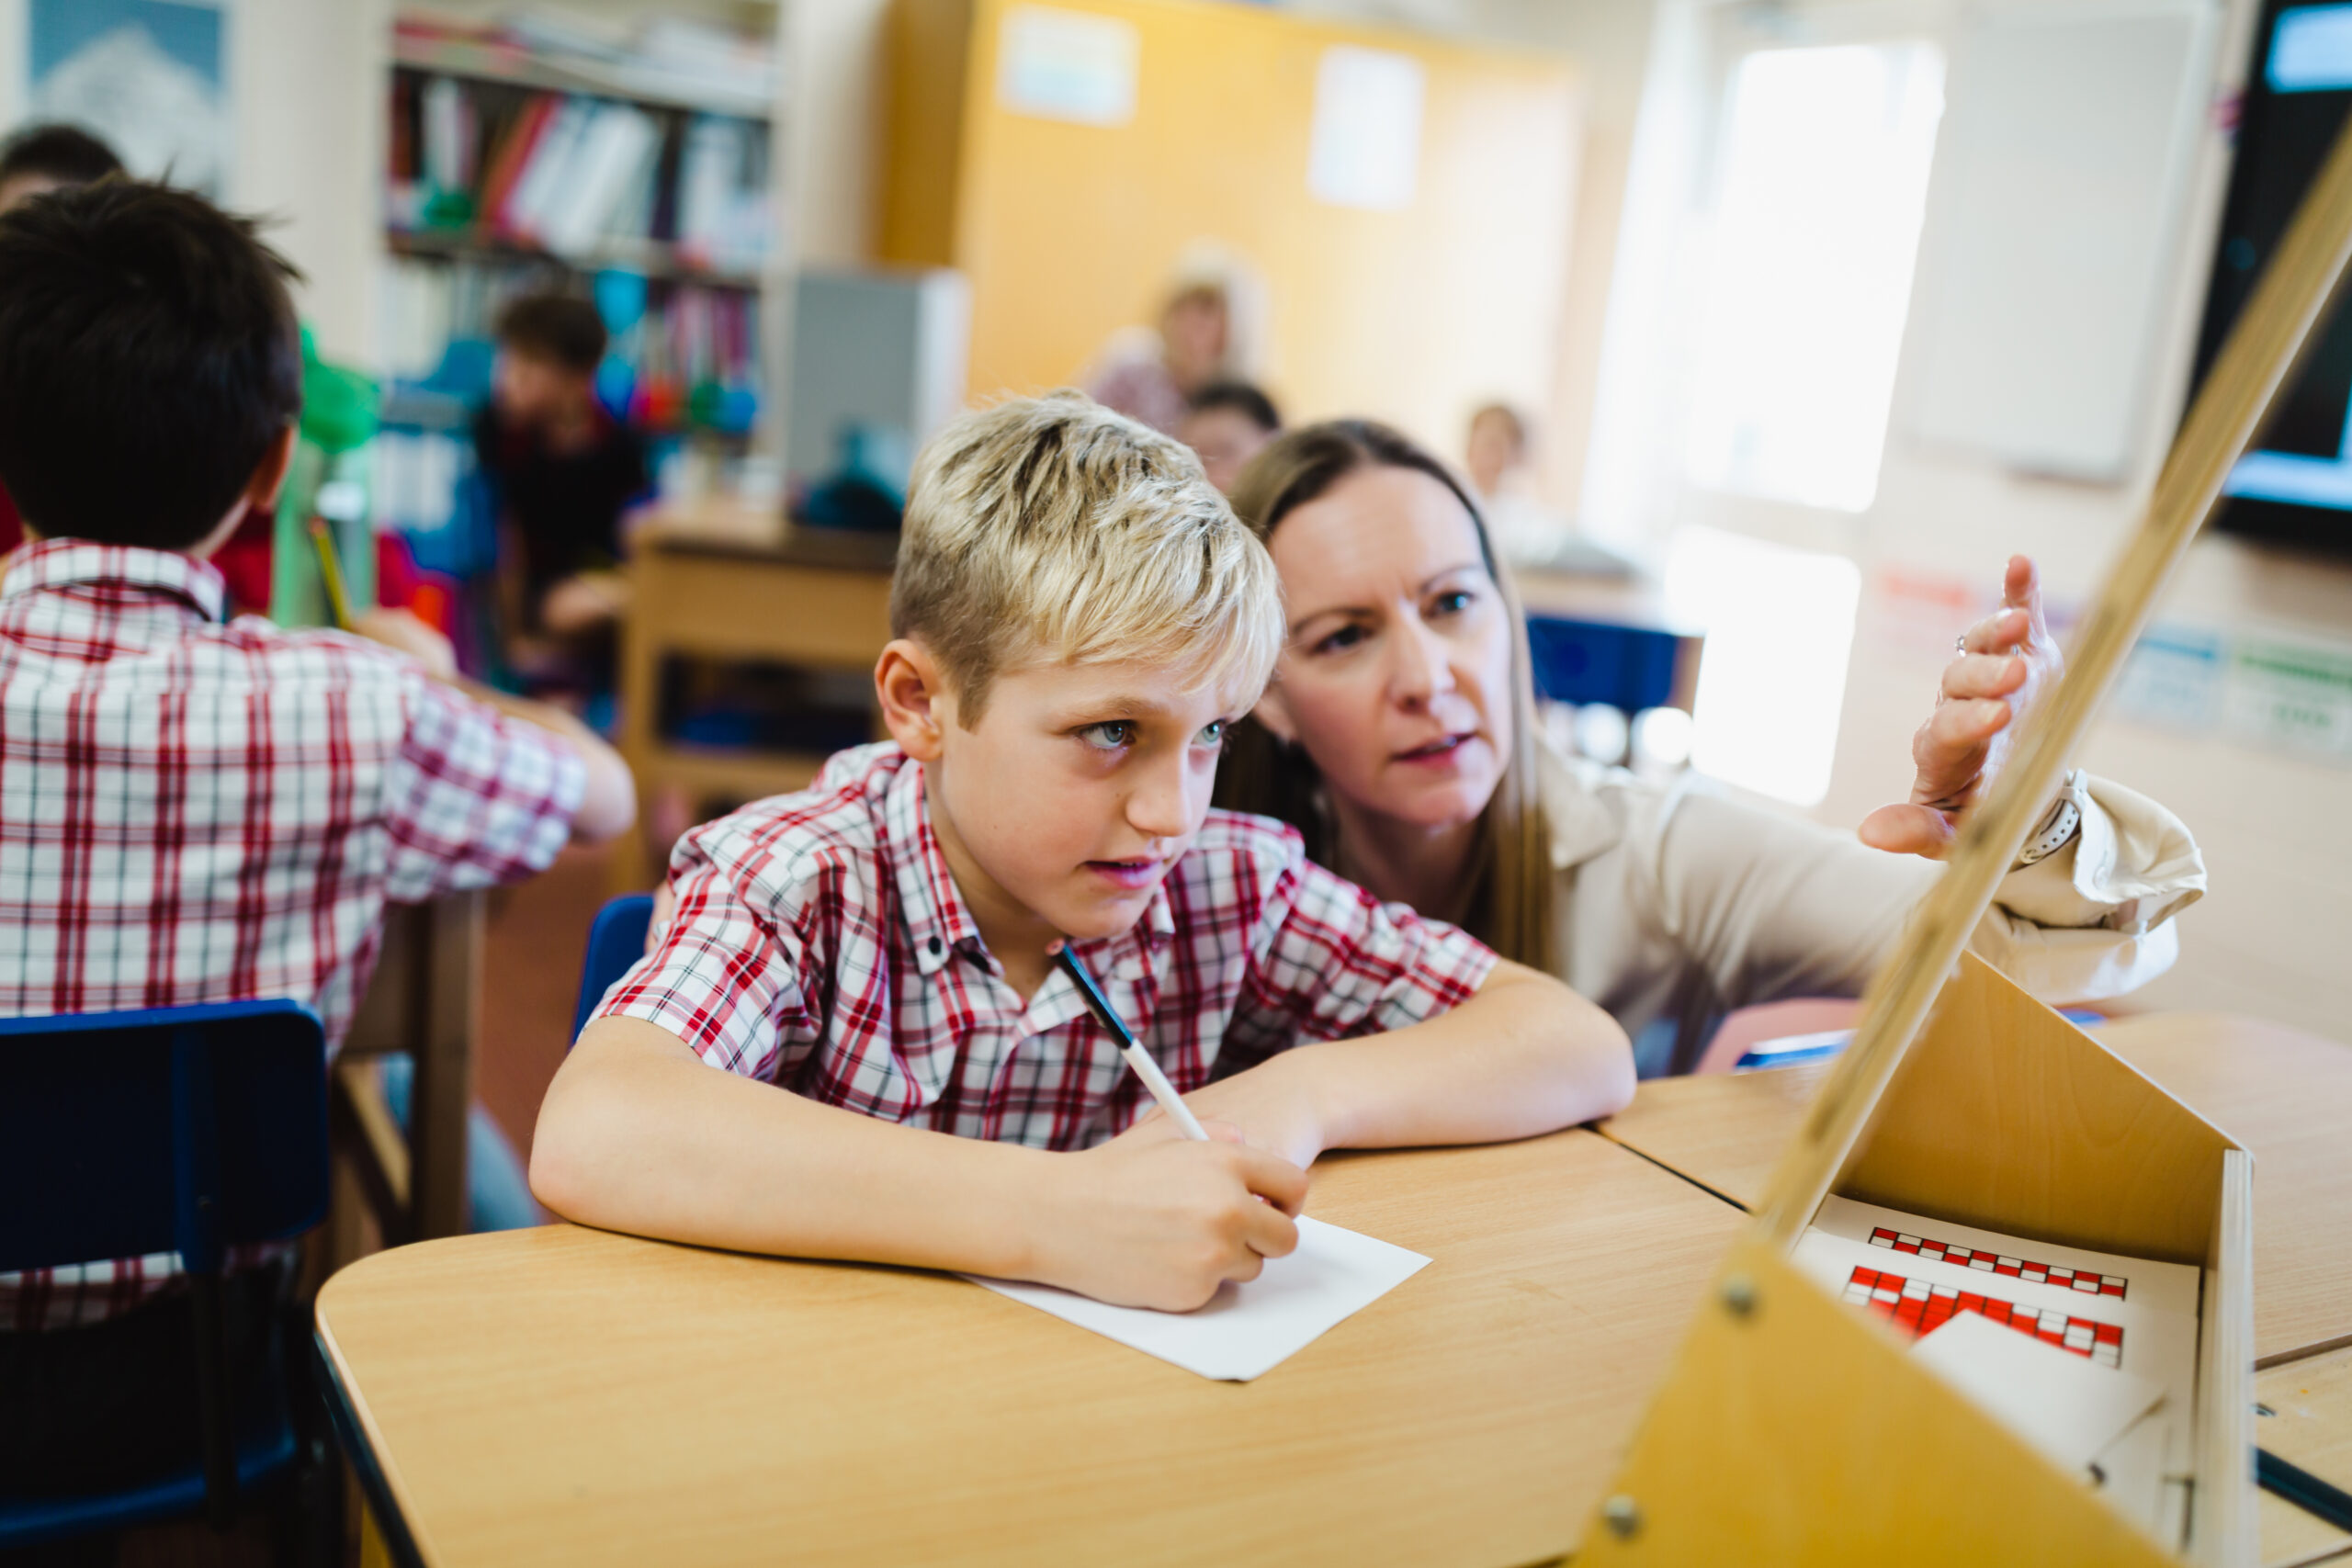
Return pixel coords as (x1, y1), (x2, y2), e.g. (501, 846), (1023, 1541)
(617, 497), (898, 889)
(1598, 1013), (2352, 1364)
(2258, 1346), (2352, 1568)
(316, 1129), (1744, 1567)
(334, 893), (487, 1250)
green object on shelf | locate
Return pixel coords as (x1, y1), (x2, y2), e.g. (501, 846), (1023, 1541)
(420, 187), (477, 231)
(299, 326), (380, 456)
(271, 329), (382, 626)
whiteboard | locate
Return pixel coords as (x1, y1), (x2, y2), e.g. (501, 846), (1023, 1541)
(1899, 0), (2218, 480)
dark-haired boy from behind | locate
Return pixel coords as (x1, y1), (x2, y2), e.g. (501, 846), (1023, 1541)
(475, 292), (651, 694)
(0, 179), (636, 1495)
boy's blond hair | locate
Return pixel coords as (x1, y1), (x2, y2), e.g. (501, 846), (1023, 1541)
(891, 390), (1283, 723)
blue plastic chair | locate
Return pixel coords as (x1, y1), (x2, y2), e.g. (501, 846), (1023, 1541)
(1524, 614), (1686, 713)
(0, 999), (329, 1547)
(571, 894), (656, 1043)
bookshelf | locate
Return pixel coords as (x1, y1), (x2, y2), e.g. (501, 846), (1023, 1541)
(374, 8), (784, 543)
(390, 28), (776, 118)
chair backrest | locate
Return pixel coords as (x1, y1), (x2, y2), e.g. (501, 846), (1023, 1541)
(0, 1000), (329, 1276)
(572, 894), (655, 1043)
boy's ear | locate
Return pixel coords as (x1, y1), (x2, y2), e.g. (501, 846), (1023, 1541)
(876, 639), (956, 761)
(246, 424), (299, 512)
(187, 424), (300, 559)
(1250, 682), (1298, 747)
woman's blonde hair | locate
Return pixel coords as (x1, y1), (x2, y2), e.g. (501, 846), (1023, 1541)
(1213, 420), (1555, 969)
(892, 390), (1284, 723)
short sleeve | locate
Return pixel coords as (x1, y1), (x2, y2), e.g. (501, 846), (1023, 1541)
(379, 673), (583, 902)
(1227, 853), (1498, 1060)
(592, 852), (809, 1080)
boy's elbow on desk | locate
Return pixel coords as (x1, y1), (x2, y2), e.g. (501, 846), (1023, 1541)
(1484, 960), (1636, 1122)
(528, 1017), (676, 1223)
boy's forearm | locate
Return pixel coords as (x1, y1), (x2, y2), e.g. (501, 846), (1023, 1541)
(532, 1016), (1046, 1275)
(1295, 962), (1635, 1151)
(451, 675), (637, 842)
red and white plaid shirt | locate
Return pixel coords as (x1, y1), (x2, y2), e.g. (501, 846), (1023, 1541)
(0, 540), (583, 1328)
(599, 742), (1497, 1150)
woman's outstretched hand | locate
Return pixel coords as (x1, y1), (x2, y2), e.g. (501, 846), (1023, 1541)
(1860, 554), (2063, 861)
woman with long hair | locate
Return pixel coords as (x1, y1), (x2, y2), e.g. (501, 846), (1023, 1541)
(1215, 421), (2205, 1076)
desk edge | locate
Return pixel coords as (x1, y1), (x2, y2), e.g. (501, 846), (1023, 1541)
(314, 1323), (431, 1568)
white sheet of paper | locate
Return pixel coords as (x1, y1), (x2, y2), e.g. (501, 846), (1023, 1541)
(2088, 1399), (2177, 1541)
(1911, 1311), (2165, 1472)
(967, 1216), (1430, 1382)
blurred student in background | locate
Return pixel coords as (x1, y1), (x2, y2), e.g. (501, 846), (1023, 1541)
(476, 292), (650, 698)
(0, 123), (125, 558)
(1086, 246), (1267, 434)
(1463, 400), (1575, 566)
(0, 122), (120, 209)
(1178, 380), (1281, 494)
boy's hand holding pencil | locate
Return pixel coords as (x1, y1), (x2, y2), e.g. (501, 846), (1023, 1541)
(1026, 1129), (1306, 1313)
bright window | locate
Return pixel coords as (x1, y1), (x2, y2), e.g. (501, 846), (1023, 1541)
(1683, 42), (1945, 513)
(1666, 525), (1860, 807)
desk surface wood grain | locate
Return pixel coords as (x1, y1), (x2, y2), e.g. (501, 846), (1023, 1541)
(2258, 1346), (2352, 1568)
(1598, 1013), (2352, 1364)
(317, 1128), (1743, 1567)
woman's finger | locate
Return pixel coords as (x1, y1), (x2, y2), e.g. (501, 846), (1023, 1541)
(1859, 802), (1960, 859)
(1961, 606), (2030, 657)
(1940, 653), (2028, 704)
(1926, 697), (2010, 753)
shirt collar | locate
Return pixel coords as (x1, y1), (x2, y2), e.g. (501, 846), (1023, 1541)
(882, 753), (1178, 979)
(884, 758), (987, 977)
(1, 538), (228, 623)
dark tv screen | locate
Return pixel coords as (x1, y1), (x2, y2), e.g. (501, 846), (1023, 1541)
(2194, 0), (2352, 554)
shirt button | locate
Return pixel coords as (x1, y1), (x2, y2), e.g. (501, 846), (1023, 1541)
(928, 937), (943, 956)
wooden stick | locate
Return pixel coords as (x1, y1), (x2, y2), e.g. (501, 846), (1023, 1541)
(1753, 113), (2352, 1249)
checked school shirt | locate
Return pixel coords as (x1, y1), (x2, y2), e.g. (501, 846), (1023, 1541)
(596, 741), (1498, 1149)
(0, 540), (584, 1328)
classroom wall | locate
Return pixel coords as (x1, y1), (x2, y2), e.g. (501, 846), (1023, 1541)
(1298, 0), (1658, 517)
(802, 1), (1637, 485)
(784, 0), (891, 270)
(882, 0), (1584, 462)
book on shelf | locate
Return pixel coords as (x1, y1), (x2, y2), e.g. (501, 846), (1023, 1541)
(393, 12), (778, 115)
(376, 254), (762, 438)
(387, 72), (771, 276)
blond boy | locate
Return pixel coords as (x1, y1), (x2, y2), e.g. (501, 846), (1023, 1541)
(533, 393), (1633, 1310)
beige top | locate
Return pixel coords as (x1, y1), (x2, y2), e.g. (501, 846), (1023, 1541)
(1536, 745), (2206, 1073)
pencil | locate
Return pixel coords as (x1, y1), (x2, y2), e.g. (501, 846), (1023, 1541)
(1055, 944), (1208, 1141)
(2260, 1447), (2352, 1534)
(309, 517), (356, 630)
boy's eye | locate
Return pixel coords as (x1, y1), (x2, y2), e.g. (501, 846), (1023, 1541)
(1195, 719), (1227, 749)
(1079, 721), (1135, 750)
